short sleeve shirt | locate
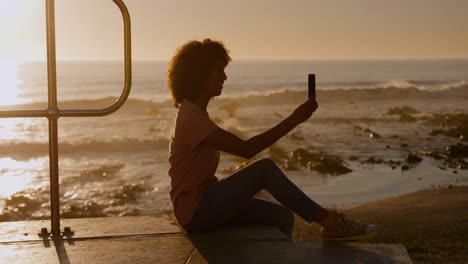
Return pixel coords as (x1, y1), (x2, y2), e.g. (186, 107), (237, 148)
(168, 100), (220, 227)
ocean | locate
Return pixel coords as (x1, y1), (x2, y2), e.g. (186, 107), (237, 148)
(1, 59), (467, 221)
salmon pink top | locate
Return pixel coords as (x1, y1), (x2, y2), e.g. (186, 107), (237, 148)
(168, 100), (220, 228)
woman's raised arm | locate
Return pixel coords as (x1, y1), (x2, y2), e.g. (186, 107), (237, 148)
(204, 99), (318, 159)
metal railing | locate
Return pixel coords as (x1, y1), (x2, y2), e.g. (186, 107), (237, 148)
(0, 0), (132, 236)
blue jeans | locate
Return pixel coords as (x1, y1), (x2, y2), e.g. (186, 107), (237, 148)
(184, 158), (323, 238)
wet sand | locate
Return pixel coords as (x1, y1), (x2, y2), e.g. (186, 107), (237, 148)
(296, 185), (468, 263)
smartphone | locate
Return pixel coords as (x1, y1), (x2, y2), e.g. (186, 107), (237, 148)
(308, 74), (316, 100)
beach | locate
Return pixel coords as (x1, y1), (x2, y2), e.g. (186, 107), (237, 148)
(0, 60), (467, 225)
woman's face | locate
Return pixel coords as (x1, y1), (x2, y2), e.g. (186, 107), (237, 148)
(204, 61), (227, 98)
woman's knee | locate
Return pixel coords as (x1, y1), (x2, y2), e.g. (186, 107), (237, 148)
(241, 158), (281, 183)
(253, 158), (277, 170)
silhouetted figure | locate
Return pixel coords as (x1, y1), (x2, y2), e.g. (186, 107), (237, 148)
(167, 39), (376, 240)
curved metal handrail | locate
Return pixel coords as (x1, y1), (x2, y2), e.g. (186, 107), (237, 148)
(61, 0), (132, 117)
(0, 0), (132, 236)
(0, 0), (132, 118)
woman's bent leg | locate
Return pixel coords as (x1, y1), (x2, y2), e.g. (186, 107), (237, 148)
(185, 158), (324, 232)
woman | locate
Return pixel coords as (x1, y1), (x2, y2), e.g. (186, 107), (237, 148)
(167, 39), (376, 240)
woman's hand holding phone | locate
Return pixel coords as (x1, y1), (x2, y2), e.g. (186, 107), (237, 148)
(290, 98), (318, 125)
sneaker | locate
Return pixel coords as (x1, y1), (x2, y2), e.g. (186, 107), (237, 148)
(320, 211), (377, 241)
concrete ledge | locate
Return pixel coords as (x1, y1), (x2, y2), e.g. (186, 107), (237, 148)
(0, 216), (182, 243)
(0, 216), (412, 263)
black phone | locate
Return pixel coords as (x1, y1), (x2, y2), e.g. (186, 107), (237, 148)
(308, 74), (316, 100)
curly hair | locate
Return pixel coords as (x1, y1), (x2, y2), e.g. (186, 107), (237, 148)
(167, 39), (232, 108)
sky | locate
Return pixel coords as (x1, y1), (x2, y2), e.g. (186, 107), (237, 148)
(0, 0), (467, 61)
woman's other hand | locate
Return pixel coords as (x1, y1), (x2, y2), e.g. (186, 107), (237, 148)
(290, 99), (318, 125)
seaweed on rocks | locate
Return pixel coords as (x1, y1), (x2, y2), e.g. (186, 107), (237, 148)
(419, 149), (444, 160)
(445, 143), (468, 158)
(387, 106), (420, 116)
(419, 144), (468, 170)
(427, 113), (468, 141)
(386, 106), (419, 123)
(440, 143), (468, 169)
(363, 156), (385, 164)
(398, 113), (417, 122)
(268, 144), (299, 171)
(440, 159), (468, 170)
(291, 147), (352, 175)
(360, 156), (402, 169)
(224, 146), (352, 176)
(353, 125), (381, 138)
(405, 153), (423, 163)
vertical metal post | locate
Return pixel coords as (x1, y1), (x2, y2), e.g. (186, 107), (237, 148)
(0, 0), (131, 237)
(45, 0), (60, 236)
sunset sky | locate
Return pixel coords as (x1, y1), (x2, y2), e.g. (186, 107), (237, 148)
(0, 0), (467, 61)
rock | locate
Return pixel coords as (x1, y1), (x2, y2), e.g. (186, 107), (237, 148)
(440, 158), (468, 170)
(291, 147), (352, 176)
(386, 106), (420, 116)
(398, 113), (417, 122)
(306, 156), (353, 175)
(405, 153), (422, 163)
(269, 145), (299, 171)
(401, 165), (410, 171)
(445, 143), (468, 158)
(386, 106), (419, 122)
(420, 149), (444, 160)
(353, 126), (381, 138)
(363, 156), (384, 164)
(426, 113), (468, 141)
(363, 128), (381, 138)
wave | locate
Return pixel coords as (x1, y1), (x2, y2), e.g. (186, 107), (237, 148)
(2, 80), (467, 113)
(210, 80), (468, 107)
(0, 138), (169, 159)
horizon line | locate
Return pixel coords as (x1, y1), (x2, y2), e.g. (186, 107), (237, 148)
(13, 56), (468, 63)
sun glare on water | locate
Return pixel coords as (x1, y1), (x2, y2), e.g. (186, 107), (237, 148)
(0, 60), (32, 142)
(0, 60), (26, 107)
(0, 157), (47, 198)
